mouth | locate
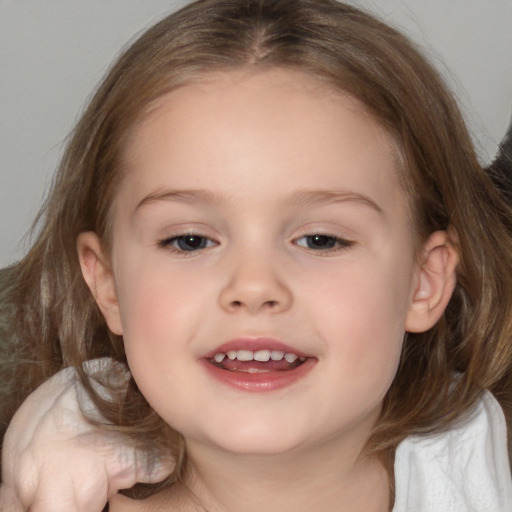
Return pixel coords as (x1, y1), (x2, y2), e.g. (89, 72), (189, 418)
(210, 349), (307, 373)
(202, 338), (316, 391)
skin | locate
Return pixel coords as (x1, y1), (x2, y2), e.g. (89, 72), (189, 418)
(78, 68), (458, 511)
(0, 362), (173, 512)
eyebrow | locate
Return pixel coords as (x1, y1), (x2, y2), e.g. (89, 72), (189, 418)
(134, 188), (226, 213)
(134, 188), (383, 215)
(287, 189), (383, 214)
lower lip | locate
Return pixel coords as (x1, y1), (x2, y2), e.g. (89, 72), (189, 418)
(200, 358), (316, 392)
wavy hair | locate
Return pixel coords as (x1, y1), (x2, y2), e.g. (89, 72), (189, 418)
(2, 0), (512, 493)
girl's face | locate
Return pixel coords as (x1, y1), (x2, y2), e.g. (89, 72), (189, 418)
(80, 69), (455, 457)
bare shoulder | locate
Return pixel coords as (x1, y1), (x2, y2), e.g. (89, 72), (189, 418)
(109, 487), (189, 512)
(109, 494), (151, 512)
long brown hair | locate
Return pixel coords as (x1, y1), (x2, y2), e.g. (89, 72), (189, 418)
(2, 0), (512, 489)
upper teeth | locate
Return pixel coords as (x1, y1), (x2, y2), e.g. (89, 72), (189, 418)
(213, 350), (305, 363)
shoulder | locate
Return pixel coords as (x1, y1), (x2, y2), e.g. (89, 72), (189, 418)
(392, 391), (512, 512)
(109, 485), (187, 512)
(109, 494), (149, 512)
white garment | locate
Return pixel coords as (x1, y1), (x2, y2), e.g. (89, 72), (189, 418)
(393, 392), (512, 511)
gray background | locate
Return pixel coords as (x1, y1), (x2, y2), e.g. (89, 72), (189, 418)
(1, 0), (512, 266)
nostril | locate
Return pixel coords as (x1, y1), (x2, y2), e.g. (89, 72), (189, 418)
(228, 299), (279, 310)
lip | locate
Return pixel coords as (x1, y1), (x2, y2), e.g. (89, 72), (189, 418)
(201, 337), (316, 392)
(203, 337), (312, 359)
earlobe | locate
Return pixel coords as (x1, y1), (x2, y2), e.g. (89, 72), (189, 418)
(405, 230), (459, 333)
(77, 232), (123, 335)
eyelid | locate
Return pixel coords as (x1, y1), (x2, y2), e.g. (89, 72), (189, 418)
(157, 231), (219, 255)
(292, 233), (355, 253)
(156, 226), (355, 256)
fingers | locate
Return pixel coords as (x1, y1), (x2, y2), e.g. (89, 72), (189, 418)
(26, 473), (109, 512)
(2, 360), (174, 512)
(106, 445), (174, 492)
(135, 456), (174, 484)
(0, 484), (26, 512)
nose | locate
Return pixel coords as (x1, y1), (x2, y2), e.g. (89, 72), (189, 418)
(219, 252), (293, 314)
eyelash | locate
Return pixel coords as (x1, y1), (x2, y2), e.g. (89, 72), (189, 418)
(157, 233), (354, 255)
(293, 234), (354, 254)
(157, 234), (218, 254)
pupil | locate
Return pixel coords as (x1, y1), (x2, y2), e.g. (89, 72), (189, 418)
(308, 235), (335, 249)
(178, 236), (205, 250)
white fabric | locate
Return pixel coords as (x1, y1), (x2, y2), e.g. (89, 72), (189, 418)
(393, 392), (512, 511)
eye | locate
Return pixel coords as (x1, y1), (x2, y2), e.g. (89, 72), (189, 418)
(294, 234), (353, 252)
(158, 234), (217, 253)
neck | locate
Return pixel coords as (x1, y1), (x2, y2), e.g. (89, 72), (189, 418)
(173, 434), (391, 512)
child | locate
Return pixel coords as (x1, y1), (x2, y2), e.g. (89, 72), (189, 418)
(1, 0), (512, 510)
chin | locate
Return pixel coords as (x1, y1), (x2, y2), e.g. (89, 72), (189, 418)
(188, 420), (309, 456)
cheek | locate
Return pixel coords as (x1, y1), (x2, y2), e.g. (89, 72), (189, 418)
(307, 255), (413, 329)
(116, 259), (207, 334)
(306, 260), (412, 387)
(113, 264), (214, 398)
(114, 265), (211, 426)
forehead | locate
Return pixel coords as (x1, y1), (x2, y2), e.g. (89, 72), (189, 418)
(116, 68), (407, 219)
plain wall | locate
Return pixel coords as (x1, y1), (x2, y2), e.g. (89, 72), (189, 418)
(1, 0), (512, 266)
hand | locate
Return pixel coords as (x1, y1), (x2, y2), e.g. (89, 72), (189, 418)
(0, 359), (173, 512)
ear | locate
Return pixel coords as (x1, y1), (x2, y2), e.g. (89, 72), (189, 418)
(405, 230), (459, 333)
(77, 232), (123, 335)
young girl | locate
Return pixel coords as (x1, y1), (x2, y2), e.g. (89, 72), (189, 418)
(1, 0), (512, 510)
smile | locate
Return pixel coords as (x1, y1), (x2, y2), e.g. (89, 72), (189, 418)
(214, 349), (306, 364)
(202, 338), (316, 391)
